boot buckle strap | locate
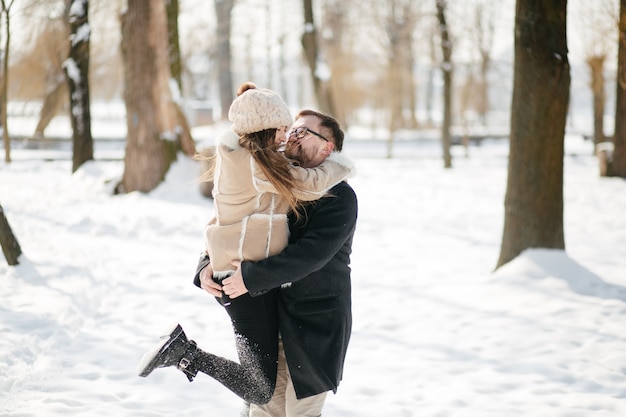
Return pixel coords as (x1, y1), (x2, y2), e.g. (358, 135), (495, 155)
(178, 357), (191, 370)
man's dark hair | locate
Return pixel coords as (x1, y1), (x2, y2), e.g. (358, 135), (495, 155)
(296, 109), (344, 152)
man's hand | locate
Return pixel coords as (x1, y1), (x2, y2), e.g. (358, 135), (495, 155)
(222, 261), (249, 299)
(199, 263), (223, 297)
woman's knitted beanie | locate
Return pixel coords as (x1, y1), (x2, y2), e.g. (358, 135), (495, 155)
(228, 82), (293, 135)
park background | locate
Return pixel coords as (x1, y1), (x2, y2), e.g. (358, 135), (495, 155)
(2, 1), (626, 416)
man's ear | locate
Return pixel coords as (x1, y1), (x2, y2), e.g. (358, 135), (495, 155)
(322, 141), (335, 156)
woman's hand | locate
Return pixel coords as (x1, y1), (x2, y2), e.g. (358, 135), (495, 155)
(222, 261), (249, 299)
(199, 263), (223, 297)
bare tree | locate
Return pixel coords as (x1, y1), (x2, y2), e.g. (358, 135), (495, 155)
(320, 1), (379, 130)
(64, 0), (94, 173)
(425, 21), (438, 128)
(166, 0), (182, 92)
(321, 0), (348, 127)
(165, 0), (195, 159)
(83, 0), (125, 101)
(576, 0), (616, 164)
(10, 1), (123, 139)
(34, 77), (67, 139)
(436, 0), (453, 169)
(1, 0), (15, 163)
(8, 2), (69, 140)
(0, 202), (21, 266)
(120, 0), (181, 193)
(214, 0), (235, 120)
(31, 22), (68, 140)
(301, 0), (335, 115)
(496, 0), (570, 269)
(587, 55), (607, 148)
(470, 0), (497, 126)
(383, 0), (419, 158)
(611, 0), (626, 177)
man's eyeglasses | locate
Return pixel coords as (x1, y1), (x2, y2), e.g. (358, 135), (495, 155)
(288, 126), (329, 143)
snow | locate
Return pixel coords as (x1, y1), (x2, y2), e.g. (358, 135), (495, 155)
(315, 59), (332, 82)
(68, 0), (90, 46)
(1, 125), (626, 416)
(71, 23), (91, 47)
(63, 58), (80, 84)
(68, 0), (86, 21)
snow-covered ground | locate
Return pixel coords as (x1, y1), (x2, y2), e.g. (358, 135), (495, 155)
(1, 122), (626, 416)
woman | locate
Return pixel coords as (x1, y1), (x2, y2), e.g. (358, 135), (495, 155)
(138, 83), (353, 406)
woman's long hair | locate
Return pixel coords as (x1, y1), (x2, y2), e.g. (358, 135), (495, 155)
(196, 129), (303, 217)
(240, 128), (302, 216)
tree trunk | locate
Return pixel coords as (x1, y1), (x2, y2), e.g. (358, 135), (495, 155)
(406, 53), (418, 129)
(321, 2), (348, 128)
(426, 23), (437, 128)
(172, 102), (196, 157)
(301, 0), (335, 116)
(473, 3), (495, 126)
(586, 55), (606, 151)
(496, 0), (570, 269)
(165, 0), (195, 157)
(0, 77), (4, 133)
(399, 4), (417, 130)
(1, 1), (13, 163)
(386, 1), (414, 156)
(165, 0), (182, 93)
(478, 54), (490, 125)
(64, 0), (94, 173)
(612, 0), (626, 177)
(387, 41), (402, 159)
(436, 0), (453, 169)
(34, 76), (67, 139)
(120, 0), (177, 193)
(214, 0), (235, 121)
(0, 203), (21, 266)
(386, 1), (416, 143)
(387, 60), (401, 159)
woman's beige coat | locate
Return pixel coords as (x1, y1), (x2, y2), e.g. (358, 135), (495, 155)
(205, 130), (353, 277)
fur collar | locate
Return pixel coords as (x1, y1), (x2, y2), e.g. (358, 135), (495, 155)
(217, 129), (241, 150)
(327, 152), (357, 178)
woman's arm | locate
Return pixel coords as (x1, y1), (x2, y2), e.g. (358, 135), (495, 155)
(252, 153), (354, 201)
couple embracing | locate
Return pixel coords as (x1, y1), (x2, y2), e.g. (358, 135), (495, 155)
(139, 82), (358, 417)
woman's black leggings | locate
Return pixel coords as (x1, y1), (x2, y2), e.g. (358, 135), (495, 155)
(193, 289), (279, 404)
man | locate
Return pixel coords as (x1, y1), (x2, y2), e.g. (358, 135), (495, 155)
(200, 109), (358, 416)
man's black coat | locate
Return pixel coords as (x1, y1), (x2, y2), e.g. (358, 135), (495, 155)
(195, 181), (358, 399)
(243, 181), (358, 399)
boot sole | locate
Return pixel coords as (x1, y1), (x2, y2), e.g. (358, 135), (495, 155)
(137, 323), (184, 377)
